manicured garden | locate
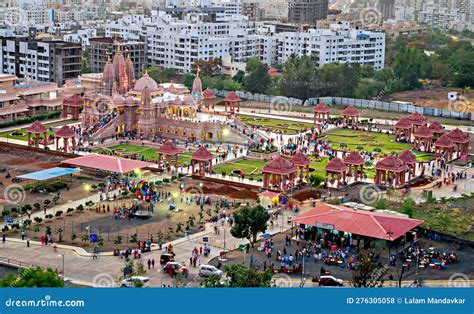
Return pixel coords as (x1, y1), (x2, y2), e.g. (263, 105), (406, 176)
(93, 144), (209, 166)
(324, 128), (434, 162)
(238, 114), (313, 134)
(0, 120), (76, 142)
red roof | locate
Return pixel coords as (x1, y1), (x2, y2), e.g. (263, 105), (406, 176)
(62, 154), (156, 174)
(406, 112), (428, 124)
(262, 156), (297, 175)
(375, 155), (408, 172)
(202, 88), (216, 99)
(290, 203), (423, 241)
(342, 106), (359, 116)
(395, 117), (412, 129)
(428, 121), (444, 133)
(63, 94), (84, 106)
(191, 146), (213, 161)
(447, 128), (470, 144)
(343, 151), (364, 165)
(158, 140), (181, 155)
(291, 151), (310, 166)
(313, 102), (330, 113)
(55, 125), (75, 138)
(399, 150), (417, 165)
(27, 120), (47, 133)
(434, 134), (455, 148)
(413, 125), (433, 138)
(224, 91), (241, 102)
(325, 157), (348, 173)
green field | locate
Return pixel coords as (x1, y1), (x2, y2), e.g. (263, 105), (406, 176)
(324, 128), (433, 162)
(93, 144), (208, 166)
(238, 114), (313, 134)
(0, 120), (76, 142)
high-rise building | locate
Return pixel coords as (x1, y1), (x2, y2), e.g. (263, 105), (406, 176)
(0, 37), (82, 85)
(288, 0), (328, 24)
(378, 0), (396, 20)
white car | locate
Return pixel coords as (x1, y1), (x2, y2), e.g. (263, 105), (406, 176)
(120, 276), (150, 288)
(199, 264), (223, 277)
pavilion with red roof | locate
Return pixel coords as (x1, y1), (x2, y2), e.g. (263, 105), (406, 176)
(413, 125), (433, 152)
(399, 150), (417, 179)
(224, 91), (241, 113)
(62, 94), (84, 120)
(291, 151), (310, 182)
(343, 151), (365, 181)
(27, 120), (48, 148)
(62, 154), (156, 174)
(54, 125), (76, 153)
(191, 146), (213, 176)
(341, 106), (360, 127)
(201, 88), (216, 110)
(290, 203), (423, 242)
(405, 112), (428, 133)
(313, 102), (330, 125)
(374, 155), (408, 187)
(434, 134), (456, 161)
(394, 117), (412, 142)
(428, 121), (444, 139)
(325, 157), (348, 188)
(447, 128), (470, 156)
(262, 156), (297, 192)
(157, 140), (182, 172)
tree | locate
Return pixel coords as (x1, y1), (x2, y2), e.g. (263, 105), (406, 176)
(56, 228), (64, 242)
(351, 250), (387, 287)
(0, 268), (64, 287)
(309, 174), (324, 188)
(230, 204), (268, 247)
(148, 66), (177, 83)
(243, 58), (271, 94)
(233, 70), (245, 83)
(201, 263), (272, 287)
(392, 47), (431, 89)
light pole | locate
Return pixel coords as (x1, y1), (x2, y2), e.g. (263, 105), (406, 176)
(58, 253), (66, 279)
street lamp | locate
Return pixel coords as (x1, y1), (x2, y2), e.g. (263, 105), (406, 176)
(58, 253), (67, 279)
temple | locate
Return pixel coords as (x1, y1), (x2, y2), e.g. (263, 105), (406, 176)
(80, 48), (245, 144)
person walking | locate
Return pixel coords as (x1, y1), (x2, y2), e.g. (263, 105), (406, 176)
(26, 237), (30, 247)
(151, 258), (155, 269)
(147, 259), (151, 270)
(2, 233), (5, 244)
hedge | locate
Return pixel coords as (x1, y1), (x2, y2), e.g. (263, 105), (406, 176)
(0, 111), (61, 129)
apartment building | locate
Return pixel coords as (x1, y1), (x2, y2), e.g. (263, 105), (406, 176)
(0, 37), (82, 85)
(288, 0), (328, 24)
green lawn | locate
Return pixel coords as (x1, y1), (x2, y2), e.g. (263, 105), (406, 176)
(93, 144), (209, 166)
(0, 120), (76, 142)
(324, 128), (433, 162)
(238, 114), (313, 134)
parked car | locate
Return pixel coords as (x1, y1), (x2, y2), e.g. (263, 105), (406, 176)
(318, 275), (344, 287)
(120, 276), (150, 288)
(162, 262), (188, 277)
(199, 264), (223, 277)
(160, 253), (175, 265)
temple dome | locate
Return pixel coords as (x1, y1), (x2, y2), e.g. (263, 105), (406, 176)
(134, 73), (159, 92)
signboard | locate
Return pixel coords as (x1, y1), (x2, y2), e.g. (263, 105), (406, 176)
(203, 237), (208, 243)
(316, 222), (334, 231)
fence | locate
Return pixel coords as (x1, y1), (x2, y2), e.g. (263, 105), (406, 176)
(214, 89), (471, 121)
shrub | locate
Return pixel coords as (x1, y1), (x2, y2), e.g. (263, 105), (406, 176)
(66, 208), (74, 214)
(55, 210), (63, 218)
(0, 111), (61, 129)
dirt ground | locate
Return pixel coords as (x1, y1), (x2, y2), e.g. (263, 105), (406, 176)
(0, 145), (99, 208)
(386, 88), (474, 110)
(6, 178), (259, 251)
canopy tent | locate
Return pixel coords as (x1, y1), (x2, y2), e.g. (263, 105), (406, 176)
(17, 167), (81, 181)
(290, 203), (423, 241)
(62, 154), (156, 174)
